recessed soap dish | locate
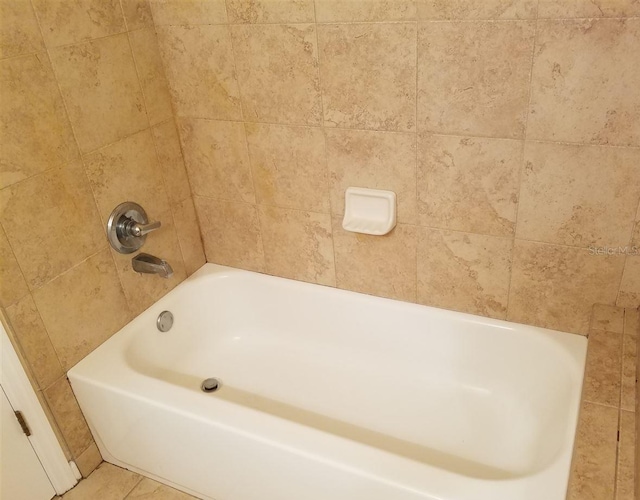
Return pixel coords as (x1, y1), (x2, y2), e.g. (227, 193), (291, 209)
(342, 187), (396, 236)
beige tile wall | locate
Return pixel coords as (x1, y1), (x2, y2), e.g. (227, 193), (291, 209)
(154, 0), (640, 335)
(0, 0), (204, 477)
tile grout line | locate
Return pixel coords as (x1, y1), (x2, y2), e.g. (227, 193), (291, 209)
(414, 16), (420, 304)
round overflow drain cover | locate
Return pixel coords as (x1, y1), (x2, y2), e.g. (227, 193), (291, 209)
(157, 311), (173, 332)
(201, 378), (220, 393)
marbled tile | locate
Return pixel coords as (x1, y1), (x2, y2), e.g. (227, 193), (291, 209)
(621, 334), (636, 411)
(127, 477), (195, 499)
(528, 19), (640, 147)
(0, 0), (45, 58)
(179, 119), (255, 203)
(6, 294), (64, 389)
(61, 463), (141, 500)
(624, 308), (639, 337)
(417, 0), (536, 19)
(231, 24), (322, 126)
(50, 34), (147, 153)
(517, 142), (640, 248)
(315, 0), (416, 21)
(33, 249), (131, 370)
(417, 21), (535, 138)
(567, 402), (618, 500)
(172, 198), (205, 275)
(43, 377), (93, 457)
(111, 210), (187, 316)
(75, 442), (102, 478)
(617, 257), (640, 308)
(333, 220), (417, 302)
(538, 0), (640, 18)
(508, 240), (625, 334)
(417, 228), (512, 319)
(149, 0), (227, 25)
(318, 23), (416, 132)
(84, 129), (171, 225)
(582, 330), (622, 407)
(129, 28), (173, 126)
(325, 128), (416, 223)
(157, 25), (241, 120)
(0, 53), (78, 189)
(195, 197), (264, 271)
(0, 224), (28, 308)
(0, 161), (104, 289)
(121, 0), (154, 30)
(591, 304), (625, 334)
(259, 206), (335, 286)
(417, 134), (521, 236)
(245, 122), (329, 212)
(615, 411), (636, 500)
(631, 203), (640, 246)
(32, 0), (125, 47)
(151, 120), (192, 207)
(226, 0), (314, 23)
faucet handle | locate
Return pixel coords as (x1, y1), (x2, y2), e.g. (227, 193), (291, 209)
(107, 202), (163, 254)
(128, 220), (161, 237)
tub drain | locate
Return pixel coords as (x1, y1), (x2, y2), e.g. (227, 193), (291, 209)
(201, 378), (220, 393)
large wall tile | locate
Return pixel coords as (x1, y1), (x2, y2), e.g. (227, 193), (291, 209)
(617, 256), (640, 308)
(157, 25), (241, 120)
(417, 0), (536, 19)
(318, 23), (416, 132)
(151, 120), (192, 206)
(129, 28), (173, 126)
(418, 21), (535, 138)
(32, 0), (125, 47)
(528, 19), (640, 147)
(582, 330), (622, 407)
(418, 134), (521, 236)
(33, 249), (131, 370)
(615, 411), (635, 500)
(508, 241), (625, 334)
(259, 206), (335, 286)
(333, 221), (417, 302)
(417, 228), (512, 319)
(50, 34), (147, 153)
(325, 128), (416, 223)
(0, 53), (78, 189)
(121, 0), (154, 30)
(245, 122), (328, 212)
(0, 161), (105, 289)
(315, 0), (416, 21)
(0, 225), (28, 307)
(231, 24), (322, 126)
(517, 142), (640, 247)
(0, 0), (45, 59)
(621, 334), (636, 411)
(179, 119), (254, 203)
(195, 197), (264, 271)
(538, 0), (640, 18)
(172, 198), (205, 275)
(149, 0), (227, 25)
(84, 129), (171, 225)
(74, 442), (102, 478)
(227, 0), (314, 23)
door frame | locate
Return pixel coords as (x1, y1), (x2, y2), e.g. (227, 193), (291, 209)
(1, 320), (79, 495)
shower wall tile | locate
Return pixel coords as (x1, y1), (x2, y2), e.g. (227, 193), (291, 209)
(195, 197), (265, 272)
(417, 228), (512, 319)
(121, 0), (154, 30)
(416, 0), (537, 19)
(0, 0), (45, 59)
(624, 308), (639, 337)
(173, 197), (206, 275)
(582, 330), (622, 407)
(615, 411), (636, 500)
(0, 225), (29, 308)
(129, 28), (173, 126)
(315, 0), (416, 22)
(417, 134), (521, 236)
(259, 206), (335, 286)
(149, 0), (228, 25)
(333, 221), (417, 302)
(32, 0), (126, 47)
(245, 122), (329, 212)
(157, 25), (241, 120)
(517, 142), (640, 248)
(151, 120), (192, 207)
(417, 20), (535, 138)
(50, 33), (147, 153)
(0, 53), (78, 189)
(74, 442), (103, 478)
(226, 0), (315, 23)
(179, 118), (255, 203)
(231, 24), (322, 126)
(620, 334), (636, 411)
(318, 23), (416, 132)
(325, 128), (417, 224)
(528, 19), (640, 147)
(617, 256), (640, 308)
(538, 0), (640, 18)
(508, 241), (625, 334)
(591, 304), (625, 334)
(0, 161), (105, 289)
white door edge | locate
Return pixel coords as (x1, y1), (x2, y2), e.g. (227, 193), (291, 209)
(1, 321), (78, 495)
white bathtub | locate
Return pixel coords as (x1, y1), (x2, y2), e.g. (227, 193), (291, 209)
(69, 264), (587, 500)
